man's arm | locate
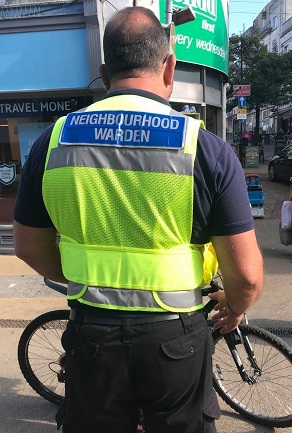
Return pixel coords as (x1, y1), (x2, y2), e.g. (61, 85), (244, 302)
(209, 229), (263, 334)
(13, 221), (68, 284)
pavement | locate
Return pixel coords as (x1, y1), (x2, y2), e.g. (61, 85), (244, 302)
(0, 258), (66, 433)
(0, 256), (66, 319)
(0, 160), (292, 433)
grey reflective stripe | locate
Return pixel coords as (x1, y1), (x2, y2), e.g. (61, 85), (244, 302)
(67, 282), (203, 310)
(46, 146), (193, 175)
(68, 281), (85, 297)
(84, 286), (159, 309)
(155, 290), (203, 309)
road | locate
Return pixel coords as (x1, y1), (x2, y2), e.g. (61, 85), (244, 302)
(0, 161), (291, 433)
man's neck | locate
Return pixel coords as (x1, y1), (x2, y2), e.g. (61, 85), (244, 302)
(106, 88), (171, 107)
(109, 77), (170, 101)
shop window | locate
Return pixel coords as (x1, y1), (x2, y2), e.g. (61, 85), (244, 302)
(273, 16), (278, 29)
(174, 61), (201, 84)
(206, 69), (221, 90)
(0, 95), (92, 223)
(0, 116), (55, 222)
(272, 39), (278, 52)
(206, 106), (217, 134)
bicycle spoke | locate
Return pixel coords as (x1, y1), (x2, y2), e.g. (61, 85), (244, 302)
(213, 325), (292, 426)
(18, 310), (69, 405)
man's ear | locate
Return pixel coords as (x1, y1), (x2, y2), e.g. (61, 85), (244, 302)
(99, 64), (110, 91)
(163, 54), (176, 86)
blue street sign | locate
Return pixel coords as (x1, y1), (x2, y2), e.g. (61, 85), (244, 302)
(238, 96), (246, 108)
(60, 110), (186, 149)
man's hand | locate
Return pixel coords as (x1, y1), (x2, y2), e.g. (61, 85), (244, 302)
(208, 290), (244, 334)
(210, 231), (263, 334)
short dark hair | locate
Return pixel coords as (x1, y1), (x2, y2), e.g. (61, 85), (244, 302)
(103, 7), (169, 81)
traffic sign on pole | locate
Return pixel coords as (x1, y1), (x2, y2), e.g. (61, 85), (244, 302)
(238, 96), (246, 108)
(237, 107), (247, 120)
(233, 85), (251, 96)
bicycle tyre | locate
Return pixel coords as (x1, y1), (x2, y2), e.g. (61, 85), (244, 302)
(212, 324), (292, 428)
(18, 309), (69, 405)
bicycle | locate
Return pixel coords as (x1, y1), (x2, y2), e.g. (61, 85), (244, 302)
(18, 278), (292, 428)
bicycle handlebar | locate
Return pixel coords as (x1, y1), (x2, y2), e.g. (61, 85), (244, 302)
(43, 277), (230, 324)
(44, 278), (67, 296)
(43, 278), (222, 299)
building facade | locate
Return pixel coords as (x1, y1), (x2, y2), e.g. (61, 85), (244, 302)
(0, 0), (97, 225)
(0, 0), (229, 230)
(254, 0), (292, 137)
(228, 0), (292, 144)
(253, 0), (292, 53)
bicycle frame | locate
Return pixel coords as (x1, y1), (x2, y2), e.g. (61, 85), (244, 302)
(202, 280), (262, 385)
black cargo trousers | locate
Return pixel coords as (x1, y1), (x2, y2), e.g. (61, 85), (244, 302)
(57, 310), (220, 433)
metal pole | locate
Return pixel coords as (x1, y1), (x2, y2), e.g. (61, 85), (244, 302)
(240, 34), (243, 144)
(202, 67), (207, 126)
(240, 34), (243, 85)
(165, 0), (172, 25)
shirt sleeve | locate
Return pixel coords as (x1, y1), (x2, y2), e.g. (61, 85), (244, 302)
(14, 125), (55, 228)
(192, 129), (254, 244)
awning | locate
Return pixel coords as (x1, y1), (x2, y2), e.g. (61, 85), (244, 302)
(277, 108), (292, 119)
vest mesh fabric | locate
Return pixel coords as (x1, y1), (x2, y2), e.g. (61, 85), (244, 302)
(44, 167), (193, 249)
(42, 96), (218, 311)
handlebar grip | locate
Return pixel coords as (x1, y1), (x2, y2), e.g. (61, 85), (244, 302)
(44, 278), (67, 296)
(201, 283), (220, 297)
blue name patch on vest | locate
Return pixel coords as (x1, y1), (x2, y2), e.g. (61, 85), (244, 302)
(59, 110), (186, 149)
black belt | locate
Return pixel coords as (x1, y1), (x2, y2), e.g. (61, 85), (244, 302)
(69, 308), (199, 326)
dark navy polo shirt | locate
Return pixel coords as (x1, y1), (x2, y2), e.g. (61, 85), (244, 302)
(14, 89), (254, 244)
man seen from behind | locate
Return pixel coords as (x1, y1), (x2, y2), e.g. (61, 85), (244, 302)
(14, 6), (263, 433)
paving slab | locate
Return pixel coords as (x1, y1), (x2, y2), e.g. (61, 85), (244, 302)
(0, 256), (37, 276)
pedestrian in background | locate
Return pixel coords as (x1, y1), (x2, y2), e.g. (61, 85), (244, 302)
(13, 6), (263, 433)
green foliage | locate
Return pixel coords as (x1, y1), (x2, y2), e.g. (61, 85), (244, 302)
(246, 50), (292, 109)
(228, 33), (292, 110)
(227, 33), (292, 138)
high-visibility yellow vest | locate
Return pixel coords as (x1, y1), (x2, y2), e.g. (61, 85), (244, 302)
(43, 94), (218, 312)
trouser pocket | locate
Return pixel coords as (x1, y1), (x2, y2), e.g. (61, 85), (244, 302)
(61, 322), (99, 361)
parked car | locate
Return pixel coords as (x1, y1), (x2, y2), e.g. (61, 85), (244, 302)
(268, 144), (292, 182)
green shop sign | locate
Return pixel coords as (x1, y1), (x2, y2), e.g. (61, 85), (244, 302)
(159, 0), (229, 75)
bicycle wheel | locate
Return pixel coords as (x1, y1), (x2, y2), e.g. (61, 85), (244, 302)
(18, 309), (69, 405)
(212, 324), (292, 428)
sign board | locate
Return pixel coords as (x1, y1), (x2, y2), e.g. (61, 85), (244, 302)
(159, 0), (229, 76)
(233, 85), (251, 96)
(0, 96), (93, 119)
(237, 113), (247, 120)
(237, 108), (247, 115)
(238, 96), (246, 108)
(0, 164), (16, 185)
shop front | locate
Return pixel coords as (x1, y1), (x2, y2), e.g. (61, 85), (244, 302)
(278, 107), (292, 136)
(156, 0), (229, 138)
(0, 95), (93, 223)
(0, 0), (230, 236)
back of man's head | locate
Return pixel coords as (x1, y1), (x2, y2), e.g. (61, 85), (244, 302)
(103, 7), (169, 82)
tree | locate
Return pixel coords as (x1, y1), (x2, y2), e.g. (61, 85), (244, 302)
(228, 33), (292, 142)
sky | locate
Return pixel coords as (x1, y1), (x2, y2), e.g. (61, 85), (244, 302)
(229, 0), (270, 35)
